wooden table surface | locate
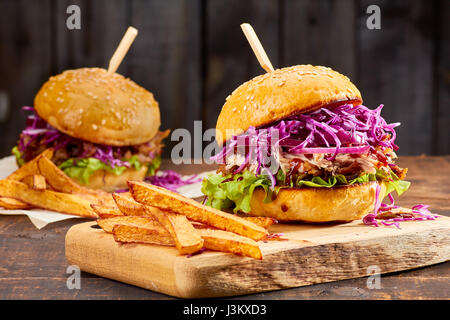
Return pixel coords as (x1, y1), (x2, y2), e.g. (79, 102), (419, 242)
(0, 156), (448, 300)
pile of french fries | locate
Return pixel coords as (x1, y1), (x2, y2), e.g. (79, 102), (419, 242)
(0, 149), (278, 259)
(0, 149), (113, 217)
(93, 182), (277, 259)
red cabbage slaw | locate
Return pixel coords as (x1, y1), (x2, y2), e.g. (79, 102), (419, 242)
(145, 170), (202, 192)
(363, 184), (439, 228)
(211, 104), (399, 184)
(18, 107), (140, 168)
(115, 171), (202, 193)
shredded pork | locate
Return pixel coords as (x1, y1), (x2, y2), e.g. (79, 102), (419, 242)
(219, 146), (407, 184)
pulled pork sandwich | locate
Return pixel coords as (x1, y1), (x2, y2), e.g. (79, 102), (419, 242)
(202, 65), (410, 222)
(13, 68), (169, 192)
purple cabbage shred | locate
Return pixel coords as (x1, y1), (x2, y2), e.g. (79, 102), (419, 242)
(211, 104), (400, 175)
(363, 185), (439, 228)
(145, 170), (202, 192)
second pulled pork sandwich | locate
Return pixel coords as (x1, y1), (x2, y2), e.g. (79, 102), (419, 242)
(202, 65), (410, 222)
(13, 68), (169, 192)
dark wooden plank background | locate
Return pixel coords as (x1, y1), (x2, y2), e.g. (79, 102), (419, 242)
(0, 0), (448, 158)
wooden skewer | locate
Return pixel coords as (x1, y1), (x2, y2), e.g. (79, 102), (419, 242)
(107, 26), (138, 73)
(240, 23), (274, 73)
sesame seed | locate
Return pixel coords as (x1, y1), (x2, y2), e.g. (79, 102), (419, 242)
(92, 124), (98, 130)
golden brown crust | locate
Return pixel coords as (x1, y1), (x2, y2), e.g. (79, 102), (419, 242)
(248, 182), (385, 222)
(78, 166), (148, 192)
(216, 65), (362, 144)
(34, 68), (160, 146)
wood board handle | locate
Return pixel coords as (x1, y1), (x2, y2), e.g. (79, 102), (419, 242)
(240, 23), (274, 73)
(108, 26), (138, 74)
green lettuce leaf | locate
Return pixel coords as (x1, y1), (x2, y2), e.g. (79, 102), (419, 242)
(201, 170), (273, 213)
(146, 155), (161, 176)
(11, 146), (25, 167)
(58, 156), (162, 185)
(202, 168), (410, 213)
(58, 158), (127, 185)
(127, 155), (143, 171)
(376, 169), (410, 196)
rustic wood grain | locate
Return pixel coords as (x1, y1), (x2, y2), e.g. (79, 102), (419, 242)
(434, 0), (450, 155)
(129, 0), (202, 157)
(0, 1), (447, 157)
(282, 0), (357, 79)
(203, 0), (280, 129)
(0, 156), (449, 299)
(357, 0), (435, 155)
(53, 0), (129, 73)
(0, 0), (52, 157)
(65, 216), (450, 298)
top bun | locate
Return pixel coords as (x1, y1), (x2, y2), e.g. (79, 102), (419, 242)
(34, 68), (161, 146)
(216, 65), (362, 145)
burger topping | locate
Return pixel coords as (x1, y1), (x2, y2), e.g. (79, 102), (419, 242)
(13, 107), (169, 184)
(203, 104), (410, 213)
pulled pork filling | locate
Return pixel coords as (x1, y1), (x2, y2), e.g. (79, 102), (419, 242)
(49, 129), (169, 167)
(16, 125), (169, 167)
(219, 145), (407, 185)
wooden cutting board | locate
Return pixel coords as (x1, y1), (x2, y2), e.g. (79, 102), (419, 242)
(65, 216), (450, 298)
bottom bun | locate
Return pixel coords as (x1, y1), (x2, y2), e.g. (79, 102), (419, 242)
(75, 166), (148, 192)
(249, 182), (386, 223)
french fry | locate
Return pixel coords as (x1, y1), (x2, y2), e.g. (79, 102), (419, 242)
(0, 197), (32, 210)
(0, 179), (97, 218)
(128, 181), (268, 241)
(37, 156), (115, 206)
(191, 221), (214, 229)
(7, 148), (53, 181)
(110, 223), (262, 260)
(197, 228), (262, 260)
(97, 216), (163, 233)
(143, 205), (204, 255)
(22, 174), (46, 191)
(91, 204), (123, 218)
(112, 225), (175, 246)
(112, 192), (146, 216)
(241, 216), (277, 229)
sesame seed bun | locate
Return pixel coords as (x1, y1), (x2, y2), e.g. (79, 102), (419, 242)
(34, 68), (160, 146)
(216, 65), (362, 144)
(249, 181), (385, 222)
